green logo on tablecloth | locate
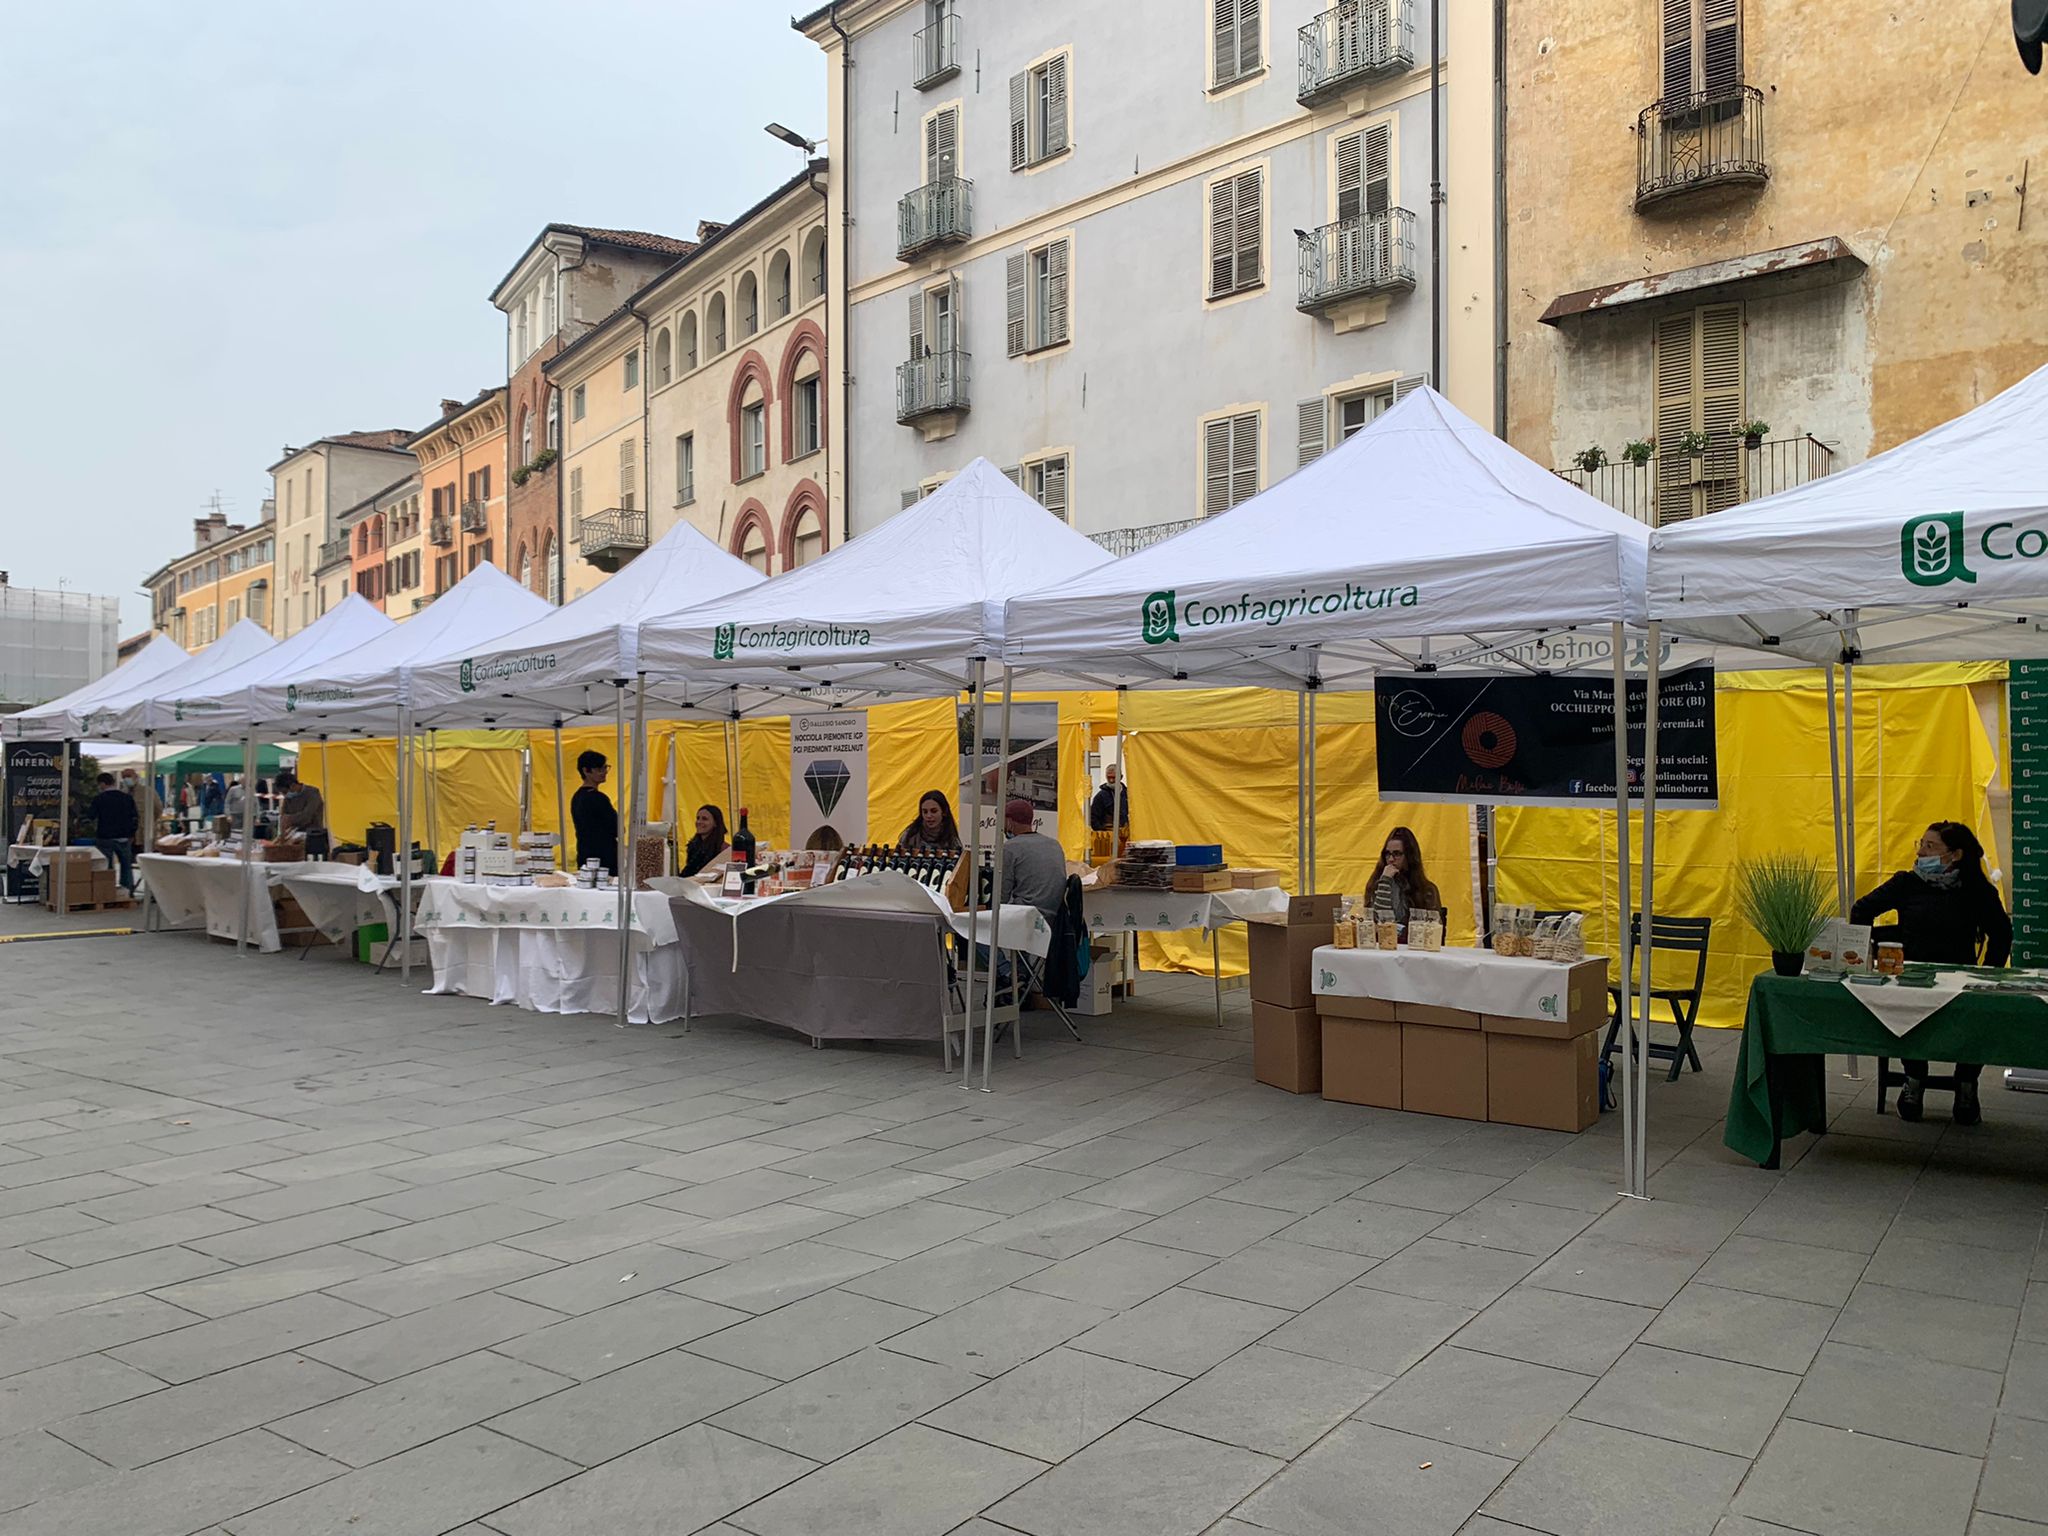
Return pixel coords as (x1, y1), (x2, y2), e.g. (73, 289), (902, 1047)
(1319, 968), (1335, 989)
(1539, 994), (1559, 1017)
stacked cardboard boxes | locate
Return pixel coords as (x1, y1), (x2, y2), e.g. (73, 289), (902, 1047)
(1246, 894), (1341, 1093)
(38, 852), (124, 912)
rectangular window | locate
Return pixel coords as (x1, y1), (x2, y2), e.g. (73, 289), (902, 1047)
(569, 465), (584, 520)
(1008, 54), (1069, 169)
(1027, 454), (1070, 521)
(623, 349), (640, 390)
(1654, 303), (1746, 525)
(1335, 121), (1392, 222)
(792, 378), (821, 458)
(1202, 411), (1261, 515)
(676, 433), (696, 505)
(227, 597), (240, 625)
(1212, 0), (1262, 87)
(741, 403), (767, 479)
(1663, 0), (1743, 107)
(571, 384), (587, 422)
(1207, 168), (1263, 299)
(924, 104), (959, 184)
(618, 437), (637, 512)
(1006, 236), (1071, 356)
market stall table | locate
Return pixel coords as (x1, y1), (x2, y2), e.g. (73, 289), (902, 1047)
(1726, 971), (2048, 1167)
(135, 854), (316, 952)
(1083, 884), (1291, 1026)
(1313, 944), (1604, 1019)
(278, 868), (420, 963)
(665, 874), (1052, 1049)
(414, 880), (684, 1024)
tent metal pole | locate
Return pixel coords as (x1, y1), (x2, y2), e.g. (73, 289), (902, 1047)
(962, 660), (986, 1085)
(1611, 624), (1637, 1198)
(237, 736), (256, 958)
(320, 737), (331, 833)
(399, 708), (415, 982)
(553, 725), (568, 870)
(1307, 685), (1319, 891)
(1826, 665), (1848, 914)
(520, 744), (532, 834)
(1843, 651), (1861, 1081)
(55, 738), (71, 916)
(1295, 691), (1307, 893)
(984, 664), (1013, 1088)
(1634, 621), (1662, 1198)
(615, 684), (633, 1030)
(141, 736), (157, 932)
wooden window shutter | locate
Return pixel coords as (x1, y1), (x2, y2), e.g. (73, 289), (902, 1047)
(1009, 72), (1029, 169)
(1046, 239), (1070, 346)
(1230, 412), (1260, 507)
(569, 466), (583, 519)
(1363, 122), (1392, 217)
(902, 489), (921, 510)
(1696, 303), (1746, 513)
(620, 436), (636, 495)
(1234, 169), (1263, 292)
(1042, 56), (1069, 157)
(1203, 418), (1234, 515)
(1661, 0), (1695, 107)
(1335, 131), (1363, 221)
(1002, 465), (1026, 489)
(1040, 456), (1069, 521)
(1213, 0), (1239, 84)
(1653, 311), (1700, 525)
(1208, 175), (1238, 298)
(1297, 399), (1329, 467)
(1005, 253), (1028, 356)
(926, 107), (958, 183)
(1392, 372), (1429, 402)
(946, 269), (962, 350)
(1701, 0), (1742, 98)
(1237, 0), (1262, 76)
(909, 286), (925, 359)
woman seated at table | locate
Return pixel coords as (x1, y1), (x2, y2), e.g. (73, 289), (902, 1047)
(1365, 826), (1443, 930)
(900, 790), (963, 854)
(681, 805), (730, 877)
(1851, 820), (2010, 1126)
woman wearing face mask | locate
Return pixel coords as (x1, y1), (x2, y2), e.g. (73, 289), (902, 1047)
(1850, 820), (2010, 1125)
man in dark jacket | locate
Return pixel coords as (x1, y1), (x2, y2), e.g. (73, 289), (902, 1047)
(571, 750), (619, 874)
(89, 773), (138, 891)
(1088, 765), (1129, 834)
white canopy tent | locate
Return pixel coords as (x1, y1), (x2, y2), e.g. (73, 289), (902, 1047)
(1001, 389), (1671, 1191)
(636, 458), (1114, 1083)
(2, 633), (188, 742)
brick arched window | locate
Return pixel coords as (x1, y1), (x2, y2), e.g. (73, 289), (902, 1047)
(730, 499), (774, 575)
(775, 320), (828, 464)
(779, 479), (828, 569)
(725, 350), (774, 482)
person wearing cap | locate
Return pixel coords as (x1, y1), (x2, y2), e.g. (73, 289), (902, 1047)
(1000, 798), (1067, 923)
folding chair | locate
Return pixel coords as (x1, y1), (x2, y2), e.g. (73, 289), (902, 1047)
(1604, 913), (1712, 1081)
(1872, 922), (1975, 1114)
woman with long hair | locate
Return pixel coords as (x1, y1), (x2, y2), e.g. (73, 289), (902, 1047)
(681, 804), (730, 877)
(1852, 819), (2010, 1124)
(1364, 825), (1443, 928)
(900, 789), (962, 853)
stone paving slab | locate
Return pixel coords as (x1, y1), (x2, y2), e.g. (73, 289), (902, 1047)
(3, 914), (2048, 1534)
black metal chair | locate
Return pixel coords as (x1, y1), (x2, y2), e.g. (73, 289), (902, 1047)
(1604, 913), (1713, 1081)
(1871, 922), (1975, 1114)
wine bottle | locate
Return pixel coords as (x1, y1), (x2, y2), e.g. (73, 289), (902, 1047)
(731, 808), (757, 869)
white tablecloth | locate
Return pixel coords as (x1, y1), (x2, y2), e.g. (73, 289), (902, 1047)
(665, 871), (1053, 961)
(137, 855), (316, 953)
(1083, 884), (1289, 936)
(9, 845), (111, 875)
(1313, 944), (1609, 1022)
(280, 869), (403, 945)
(415, 881), (684, 1024)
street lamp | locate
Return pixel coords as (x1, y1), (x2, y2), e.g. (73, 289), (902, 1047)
(765, 123), (819, 154)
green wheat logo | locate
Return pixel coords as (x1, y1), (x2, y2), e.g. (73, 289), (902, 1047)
(1141, 591), (1178, 645)
(284, 685), (298, 713)
(713, 623), (737, 660)
(1901, 512), (1974, 588)
(459, 659), (475, 693)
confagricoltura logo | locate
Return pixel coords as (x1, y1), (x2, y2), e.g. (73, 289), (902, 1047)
(713, 624), (736, 660)
(461, 653), (558, 691)
(711, 622), (871, 657)
(458, 660), (474, 693)
(1140, 582), (1420, 644)
(285, 685), (298, 713)
(1902, 512), (1975, 588)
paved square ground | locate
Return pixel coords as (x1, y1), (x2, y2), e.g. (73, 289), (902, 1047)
(1, 900), (2045, 1535)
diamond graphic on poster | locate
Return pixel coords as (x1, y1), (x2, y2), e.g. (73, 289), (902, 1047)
(804, 758), (851, 817)
(790, 714), (868, 853)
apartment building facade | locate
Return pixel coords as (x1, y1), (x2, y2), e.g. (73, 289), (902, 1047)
(408, 390), (509, 598)
(1507, 0), (2048, 524)
(144, 509), (276, 652)
(268, 432), (414, 636)
(335, 473), (425, 615)
(800, 0), (1496, 545)
(492, 225), (698, 602)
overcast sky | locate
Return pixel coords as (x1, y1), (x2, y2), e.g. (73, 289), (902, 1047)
(0, 1), (825, 638)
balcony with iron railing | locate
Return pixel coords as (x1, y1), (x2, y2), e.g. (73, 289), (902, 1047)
(429, 514), (454, 547)
(1298, 209), (1418, 315)
(459, 499), (488, 534)
(913, 13), (959, 88)
(897, 348), (971, 424)
(1556, 434), (1834, 526)
(1636, 86), (1767, 211)
(897, 177), (973, 261)
(1299, 0), (1415, 105)
(1089, 517), (1203, 559)
(575, 507), (649, 573)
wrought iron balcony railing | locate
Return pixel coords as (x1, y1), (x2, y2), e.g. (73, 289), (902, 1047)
(1556, 434), (1835, 526)
(459, 499), (488, 534)
(897, 348), (971, 423)
(1297, 209), (1418, 314)
(1299, 0), (1415, 104)
(575, 507), (649, 573)
(1089, 518), (1203, 558)
(1637, 86), (1767, 211)
(429, 515), (454, 547)
(913, 14), (959, 88)
(897, 177), (973, 261)
(316, 537), (350, 572)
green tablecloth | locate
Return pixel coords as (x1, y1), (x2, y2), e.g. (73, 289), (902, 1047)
(1725, 973), (2048, 1166)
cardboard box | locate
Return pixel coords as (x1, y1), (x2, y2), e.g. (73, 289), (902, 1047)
(1402, 1015), (1487, 1120)
(272, 894), (325, 949)
(1252, 1001), (1322, 1094)
(1172, 869), (1232, 893)
(1395, 1001), (1483, 1029)
(1486, 1028), (1601, 1132)
(1321, 1014), (1402, 1107)
(1232, 867), (1282, 889)
(1246, 894), (1343, 1009)
(1316, 993), (1397, 1021)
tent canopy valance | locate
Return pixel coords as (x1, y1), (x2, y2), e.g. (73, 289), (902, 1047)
(999, 388), (1652, 690)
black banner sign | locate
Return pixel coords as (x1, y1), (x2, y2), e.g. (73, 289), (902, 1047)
(1373, 667), (1718, 808)
(4, 741), (67, 844)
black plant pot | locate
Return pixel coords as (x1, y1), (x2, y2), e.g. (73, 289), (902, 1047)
(1744, 433), (1765, 450)
(1770, 950), (1805, 978)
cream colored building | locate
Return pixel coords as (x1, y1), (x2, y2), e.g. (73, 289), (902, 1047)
(144, 509), (275, 652)
(547, 322), (651, 604)
(268, 432), (415, 636)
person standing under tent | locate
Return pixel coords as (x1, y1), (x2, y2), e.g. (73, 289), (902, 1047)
(276, 769), (326, 852)
(119, 768), (156, 842)
(224, 776), (245, 824)
(1089, 764), (1130, 835)
(1852, 821), (2010, 1125)
(88, 773), (138, 892)
(201, 773), (226, 821)
(571, 750), (619, 875)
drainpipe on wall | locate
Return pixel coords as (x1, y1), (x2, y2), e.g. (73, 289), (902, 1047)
(1430, 0), (1444, 391)
(627, 297), (651, 552)
(1492, 0), (1508, 438)
(828, 2), (854, 541)
(809, 163), (831, 530)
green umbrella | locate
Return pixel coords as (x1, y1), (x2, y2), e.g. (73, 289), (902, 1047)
(155, 743), (293, 776)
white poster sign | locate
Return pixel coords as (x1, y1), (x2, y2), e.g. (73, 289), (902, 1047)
(960, 701), (1059, 841)
(791, 712), (868, 852)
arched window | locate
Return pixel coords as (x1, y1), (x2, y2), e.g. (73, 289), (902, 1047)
(653, 328), (672, 386)
(707, 294), (727, 356)
(768, 251), (793, 320)
(802, 227), (827, 300)
(738, 274), (759, 338)
(680, 311), (698, 371)
(740, 521), (770, 574)
(792, 507), (824, 567)
(518, 407), (532, 466)
(545, 391), (560, 450)
(543, 532), (559, 601)
(517, 545), (531, 592)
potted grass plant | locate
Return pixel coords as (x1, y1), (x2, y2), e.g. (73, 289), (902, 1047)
(1735, 854), (1832, 977)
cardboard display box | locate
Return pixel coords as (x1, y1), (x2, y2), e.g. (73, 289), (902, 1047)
(272, 894), (326, 949)
(1402, 1011), (1487, 1121)
(1253, 1000), (1322, 1094)
(1246, 894), (1342, 1009)
(1486, 1029), (1601, 1132)
(1320, 1013), (1402, 1108)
